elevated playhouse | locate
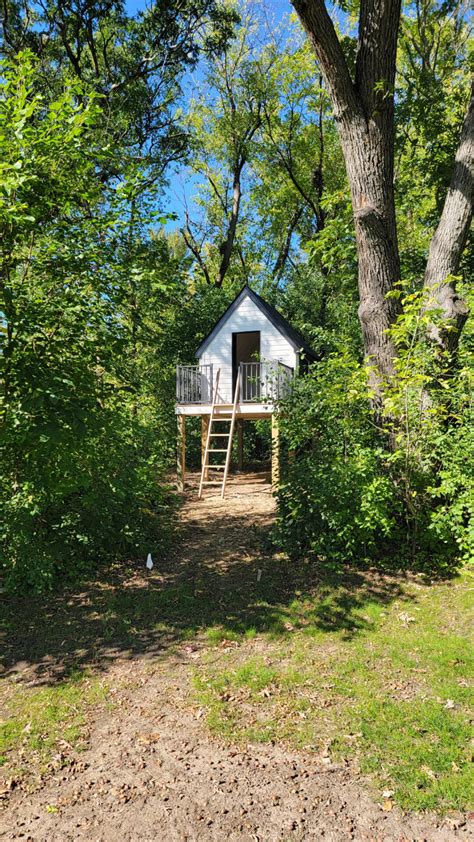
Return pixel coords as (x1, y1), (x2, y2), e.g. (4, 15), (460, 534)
(176, 285), (317, 497)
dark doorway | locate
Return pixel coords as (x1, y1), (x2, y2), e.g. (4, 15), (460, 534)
(232, 331), (260, 400)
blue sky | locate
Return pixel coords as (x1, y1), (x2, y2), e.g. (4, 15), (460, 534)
(125, 0), (292, 18)
(121, 1), (299, 229)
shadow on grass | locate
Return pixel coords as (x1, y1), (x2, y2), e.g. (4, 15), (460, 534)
(1, 494), (417, 687)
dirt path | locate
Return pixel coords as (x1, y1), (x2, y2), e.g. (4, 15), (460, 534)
(1, 475), (471, 841)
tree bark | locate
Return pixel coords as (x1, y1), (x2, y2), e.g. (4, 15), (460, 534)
(217, 159), (244, 287)
(292, 0), (402, 405)
(423, 81), (473, 355)
(272, 205), (303, 281)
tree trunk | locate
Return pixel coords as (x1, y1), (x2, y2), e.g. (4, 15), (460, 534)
(217, 160), (244, 287)
(423, 82), (474, 355)
(292, 0), (402, 406)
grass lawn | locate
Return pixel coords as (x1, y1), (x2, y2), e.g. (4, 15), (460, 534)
(194, 566), (474, 813)
(0, 672), (108, 785)
(1, 537), (472, 814)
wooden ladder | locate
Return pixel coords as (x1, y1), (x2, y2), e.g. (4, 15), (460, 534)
(198, 367), (241, 499)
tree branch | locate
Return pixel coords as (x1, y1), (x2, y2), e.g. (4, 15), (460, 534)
(423, 80), (473, 353)
(263, 104), (321, 222)
(272, 205), (303, 280)
(291, 0), (361, 124)
(182, 216), (211, 286)
(216, 114), (261, 287)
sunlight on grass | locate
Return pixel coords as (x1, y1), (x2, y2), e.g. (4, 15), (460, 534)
(194, 571), (474, 813)
(0, 671), (108, 776)
(357, 698), (473, 811)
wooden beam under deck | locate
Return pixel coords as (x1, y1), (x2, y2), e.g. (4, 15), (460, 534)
(176, 402), (276, 419)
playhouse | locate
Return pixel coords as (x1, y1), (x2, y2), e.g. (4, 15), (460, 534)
(176, 285), (317, 497)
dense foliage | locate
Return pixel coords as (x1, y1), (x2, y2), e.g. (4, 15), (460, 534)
(277, 289), (474, 571)
(0, 55), (176, 590)
(1, 0), (472, 591)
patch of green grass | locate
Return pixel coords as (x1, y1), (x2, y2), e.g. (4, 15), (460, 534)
(205, 626), (241, 644)
(0, 671), (108, 776)
(357, 698), (473, 812)
(194, 571), (474, 813)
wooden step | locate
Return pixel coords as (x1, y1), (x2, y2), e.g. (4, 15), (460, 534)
(205, 464), (225, 469)
(209, 449), (227, 452)
(210, 433), (229, 437)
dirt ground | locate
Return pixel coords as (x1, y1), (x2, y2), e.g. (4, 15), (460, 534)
(1, 473), (472, 841)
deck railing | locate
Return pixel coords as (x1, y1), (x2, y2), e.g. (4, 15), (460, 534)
(176, 364), (213, 404)
(176, 361), (293, 405)
(240, 361), (293, 402)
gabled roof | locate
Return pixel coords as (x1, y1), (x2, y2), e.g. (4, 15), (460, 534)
(195, 285), (318, 361)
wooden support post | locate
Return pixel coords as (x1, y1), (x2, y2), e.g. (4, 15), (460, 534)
(237, 419), (244, 472)
(201, 415), (210, 481)
(271, 413), (280, 491)
(177, 415), (186, 492)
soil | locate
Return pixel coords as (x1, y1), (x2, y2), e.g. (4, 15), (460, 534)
(1, 473), (472, 841)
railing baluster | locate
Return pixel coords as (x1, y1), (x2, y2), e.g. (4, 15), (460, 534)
(176, 364), (214, 404)
(177, 361), (293, 405)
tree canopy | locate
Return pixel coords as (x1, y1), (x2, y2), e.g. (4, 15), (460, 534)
(1, 0), (472, 590)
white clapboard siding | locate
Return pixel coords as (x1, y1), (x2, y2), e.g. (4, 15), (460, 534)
(199, 292), (298, 403)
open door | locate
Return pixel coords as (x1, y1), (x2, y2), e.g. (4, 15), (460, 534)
(232, 331), (261, 400)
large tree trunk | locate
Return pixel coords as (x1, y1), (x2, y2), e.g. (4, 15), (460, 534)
(292, 0), (402, 406)
(423, 82), (474, 355)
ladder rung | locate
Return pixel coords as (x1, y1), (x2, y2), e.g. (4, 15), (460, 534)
(199, 367), (240, 500)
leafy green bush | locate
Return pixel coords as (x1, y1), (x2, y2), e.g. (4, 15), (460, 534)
(276, 286), (473, 571)
(277, 352), (400, 565)
(0, 54), (175, 591)
(0, 407), (174, 591)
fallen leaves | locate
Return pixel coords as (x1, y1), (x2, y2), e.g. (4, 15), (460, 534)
(397, 612), (416, 627)
(136, 733), (160, 745)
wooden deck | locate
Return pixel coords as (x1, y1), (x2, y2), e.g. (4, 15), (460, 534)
(175, 401), (275, 418)
(176, 363), (285, 496)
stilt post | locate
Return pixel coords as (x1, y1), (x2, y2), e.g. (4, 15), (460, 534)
(271, 413), (280, 491)
(237, 419), (244, 472)
(201, 415), (210, 481)
(177, 415), (186, 492)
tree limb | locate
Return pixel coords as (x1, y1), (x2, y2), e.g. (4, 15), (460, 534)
(423, 80), (474, 353)
(216, 113), (261, 287)
(291, 0), (361, 124)
(182, 216), (211, 286)
(263, 104), (321, 222)
(272, 205), (303, 280)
